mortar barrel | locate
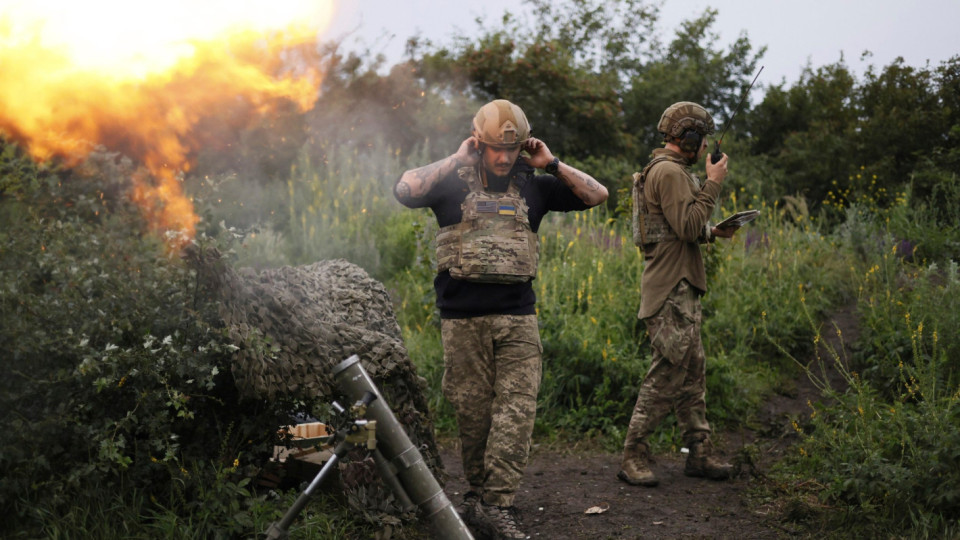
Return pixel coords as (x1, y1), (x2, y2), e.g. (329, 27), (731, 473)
(333, 355), (473, 540)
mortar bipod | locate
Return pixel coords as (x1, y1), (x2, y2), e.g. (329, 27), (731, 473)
(265, 355), (473, 539)
(265, 391), (386, 539)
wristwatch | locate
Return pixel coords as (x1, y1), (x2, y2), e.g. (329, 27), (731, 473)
(545, 157), (560, 175)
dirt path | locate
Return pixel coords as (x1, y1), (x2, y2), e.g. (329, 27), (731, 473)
(439, 442), (784, 539)
(435, 305), (859, 539)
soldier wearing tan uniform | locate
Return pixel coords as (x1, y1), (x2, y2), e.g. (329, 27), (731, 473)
(395, 99), (607, 539)
(619, 102), (741, 488)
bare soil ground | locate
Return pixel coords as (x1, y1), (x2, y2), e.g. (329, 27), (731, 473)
(435, 305), (858, 540)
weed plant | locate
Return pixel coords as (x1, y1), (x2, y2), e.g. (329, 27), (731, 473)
(765, 181), (960, 537)
(783, 284), (960, 536)
(222, 139), (432, 282)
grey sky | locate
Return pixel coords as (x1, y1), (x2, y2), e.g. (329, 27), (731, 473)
(323, 0), (959, 89)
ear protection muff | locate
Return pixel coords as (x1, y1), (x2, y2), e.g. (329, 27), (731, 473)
(679, 129), (703, 153)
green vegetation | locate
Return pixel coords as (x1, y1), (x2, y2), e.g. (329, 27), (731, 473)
(2, 0), (958, 537)
(774, 179), (960, 535)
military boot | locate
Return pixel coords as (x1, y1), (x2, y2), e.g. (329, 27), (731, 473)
(617, 442), (659, 487)
(684, 438), (733, 480)
(477, 501), (528, 540)
(457, 490), (482, 531)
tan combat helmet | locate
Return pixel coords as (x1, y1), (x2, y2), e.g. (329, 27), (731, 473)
(657, 101), (716, 138)
(472, 99), (532, 147)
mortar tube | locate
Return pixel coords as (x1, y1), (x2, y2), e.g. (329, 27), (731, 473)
(333, 355), (474, 540)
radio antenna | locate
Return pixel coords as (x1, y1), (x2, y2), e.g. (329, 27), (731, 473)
(710, 65), (763, 164)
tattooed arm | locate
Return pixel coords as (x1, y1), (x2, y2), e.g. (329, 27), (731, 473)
(553, 162), (609, 207)
(521, 137), (608, 207)
(394, 136), (480, 206)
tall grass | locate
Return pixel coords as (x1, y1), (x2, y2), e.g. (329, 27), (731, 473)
(762, 178), (960, 537)
(532, 208), (646, 442)
(227, 139), (432, 281)
(781, 260), (960, 537)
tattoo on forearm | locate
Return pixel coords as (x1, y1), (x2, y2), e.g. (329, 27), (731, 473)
(413, 160), (445, 186)
(399, 156), (458, 201)
(580, 173), (602, 192)
(560, 169), (602, 196)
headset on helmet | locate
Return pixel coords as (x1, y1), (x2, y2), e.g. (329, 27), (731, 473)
(657, 101), (715, 153)
(472, 100), (532, 148)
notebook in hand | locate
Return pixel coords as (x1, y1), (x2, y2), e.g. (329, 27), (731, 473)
(716, 209), (760, 229)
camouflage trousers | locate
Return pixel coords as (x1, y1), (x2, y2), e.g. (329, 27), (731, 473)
(441, 314), (542, 507)
(624, 279), (712, 451)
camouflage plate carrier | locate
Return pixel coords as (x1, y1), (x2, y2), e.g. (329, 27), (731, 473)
(632, 155), (683, 251)
(435, 167), (538, 284)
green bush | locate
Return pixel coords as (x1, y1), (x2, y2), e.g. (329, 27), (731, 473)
(0, 152), (298, 536)
(795, 341), (960, 536)
(833, 175), (960, 398)
(767, 192), (960, 537)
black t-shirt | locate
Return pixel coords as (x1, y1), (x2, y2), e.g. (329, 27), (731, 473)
(401, 160), (590, 318)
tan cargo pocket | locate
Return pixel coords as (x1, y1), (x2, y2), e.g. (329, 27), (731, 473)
(647, 282), (699, 364)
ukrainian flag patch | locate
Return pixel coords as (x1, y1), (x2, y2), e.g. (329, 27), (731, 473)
(498, 205), (517, 216)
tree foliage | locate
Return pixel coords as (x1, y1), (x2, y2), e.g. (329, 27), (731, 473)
(416, 2), (646, 161)
(413, 0), (764, 188)
(748, 55), (960, 214)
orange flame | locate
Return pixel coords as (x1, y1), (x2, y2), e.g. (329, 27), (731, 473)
(0, 1), (335, 240)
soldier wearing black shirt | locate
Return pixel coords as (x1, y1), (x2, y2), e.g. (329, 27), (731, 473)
(394, 100), (607, 540)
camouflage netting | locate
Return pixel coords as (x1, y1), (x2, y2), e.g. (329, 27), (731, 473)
(185, 247), (441, 519)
